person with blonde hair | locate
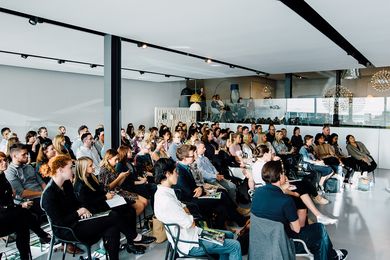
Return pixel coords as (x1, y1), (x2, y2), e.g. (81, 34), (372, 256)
(53, 134), (72, 158)
(40, 155), (121, 260)
(74, 156), (154, 254)
(98, 149), (148, 216)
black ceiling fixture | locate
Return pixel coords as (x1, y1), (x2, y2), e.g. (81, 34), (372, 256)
(28, 16), (43, 25)
(279, 0), (373, 67)
(0, 49), (191, 80)
(0, 7), (269, 77)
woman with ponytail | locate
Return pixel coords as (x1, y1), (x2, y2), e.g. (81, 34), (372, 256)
(41, 155), (121, 260)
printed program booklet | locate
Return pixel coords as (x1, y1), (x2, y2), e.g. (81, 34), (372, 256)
(199, 227), (225, 246)
(198, 192), (222, 199)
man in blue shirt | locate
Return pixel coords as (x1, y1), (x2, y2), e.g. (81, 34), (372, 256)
(251, 160), (348, 260)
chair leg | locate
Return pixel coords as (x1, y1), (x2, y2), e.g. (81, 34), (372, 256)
(46, 237), (56, 260)
(86, 246), (92, 260)
(164, 243), (171, 260)
(62, 243), (67, 260)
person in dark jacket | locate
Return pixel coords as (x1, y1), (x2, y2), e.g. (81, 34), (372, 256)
(40, 155), (121, 260)
(174, 144), (247, 229)
(73, 156), (155, 254)
(0, 152), (50, 260)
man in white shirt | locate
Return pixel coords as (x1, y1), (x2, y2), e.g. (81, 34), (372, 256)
(153, 158), (241, 259)
(76, 132), (101, 174)
(71, 125), (89, 154)
(0, 127), (11, 153)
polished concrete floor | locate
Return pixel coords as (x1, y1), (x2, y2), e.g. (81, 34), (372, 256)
(14, 169), (390, 259)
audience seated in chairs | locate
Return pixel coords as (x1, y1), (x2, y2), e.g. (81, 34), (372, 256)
(313, 133), (344, 175)
(73, 156), (155, 254)
(40, 155), (121, 260)
(76, 133), (101, 173)
(251, 160), (348, 260)
(273, 130), (299, 176)
(71, 125), (89, 155)
(25, 130), (39, 163)
(249, 146), (336, 226)
(5, 143), (47, 221)
(0, 151), (51, 260)
(299, 135), (334, 191)
(346, 135), (377, 174)
(36, 141), (57, 183)
(174, 144), (247, 229)
(153, 158), (242, 260)
(98, 149), (148, 216)
(329, 133), (356, 182)
(195, 141), (237, 203)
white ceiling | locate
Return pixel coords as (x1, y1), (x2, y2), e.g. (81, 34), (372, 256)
(0, 0), (388, 82)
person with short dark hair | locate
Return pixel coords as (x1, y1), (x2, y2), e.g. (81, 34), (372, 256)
(154, 158), (242, 260)
(37, 126), (51, 144)
(5, 143), (47, 223)
(251, 160), (348, 260)
(0, 127), (11, 153)
(174, 144), (247, 229)
(76, 133), (101, 173)
(25, 130), (39, 163)
(291, 127), (304, 152)
(266, 124), (276, 143)
(71, 125), (89, 153)
(0, 152), (51, 259)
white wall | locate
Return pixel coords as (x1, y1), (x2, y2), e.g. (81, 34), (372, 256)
(0, 65), (184, 140)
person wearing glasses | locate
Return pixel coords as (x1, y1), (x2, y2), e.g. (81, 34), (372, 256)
(174, 144), (247, 230)
(251, 160), (348, 260)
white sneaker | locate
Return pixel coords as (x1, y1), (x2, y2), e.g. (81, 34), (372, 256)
(334, 249), (348, 259)
(317, 214), (338, 225)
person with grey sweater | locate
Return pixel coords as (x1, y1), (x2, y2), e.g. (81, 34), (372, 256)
(346, 135), (377, 173)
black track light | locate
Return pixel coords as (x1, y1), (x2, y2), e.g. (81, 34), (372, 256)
(90, 64), (97, 68)
(58, 60), (65, 64)
(21, 54), (28, 59)
(139, 71), (145, 75)
(28, 17), (43, 26)
(165, 75), (170, 78)
(205, 58), (212, 64)
(229, 65), (235, 69)
(137, 43), (148, 49)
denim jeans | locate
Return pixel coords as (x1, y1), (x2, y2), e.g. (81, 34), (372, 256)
(296, 223), (337, 260)
(189, 230), (242, 260)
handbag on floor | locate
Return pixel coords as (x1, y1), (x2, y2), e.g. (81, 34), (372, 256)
(151, 216), (167, 243)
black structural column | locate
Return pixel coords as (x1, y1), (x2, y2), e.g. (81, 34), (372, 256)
(333, 70), (342, 126)
(104, 35), (121, 149)
(285, 73), (293, 98)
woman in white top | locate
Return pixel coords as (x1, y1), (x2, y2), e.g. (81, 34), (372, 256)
(153, 158), (242, 259)
(249, 146), (336, 227)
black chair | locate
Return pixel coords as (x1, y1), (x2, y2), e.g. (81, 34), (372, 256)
(163, 223), (214, 260)
(46, 218), (93, 260)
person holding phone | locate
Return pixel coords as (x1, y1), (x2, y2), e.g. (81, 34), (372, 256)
(98, 149), (148, 216)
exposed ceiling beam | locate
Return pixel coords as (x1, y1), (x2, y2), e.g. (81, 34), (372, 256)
(279, 0), (373, 67)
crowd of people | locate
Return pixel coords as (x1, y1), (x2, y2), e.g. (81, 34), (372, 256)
(1, 121), (377, 259)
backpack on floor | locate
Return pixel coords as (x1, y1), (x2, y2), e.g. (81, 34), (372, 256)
(324, 178), (339, 193)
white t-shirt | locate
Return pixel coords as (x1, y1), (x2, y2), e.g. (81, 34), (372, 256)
(251, 160), (266, 187)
